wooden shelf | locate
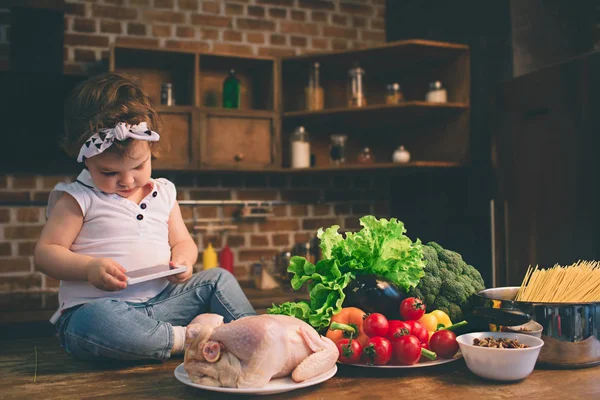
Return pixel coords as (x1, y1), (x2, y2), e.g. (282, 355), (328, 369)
(283, 101), (468, 119)
(284, 161), (462, 171)
(155, 105), (195, 113)
(282, 39), (469, 69)
(199, 107), (276, 119)
(111, 40), (470, 173)
(185, 161), (463, 174)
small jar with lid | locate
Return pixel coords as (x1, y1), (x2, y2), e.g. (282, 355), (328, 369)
(348, 65), (366, 108)
(426, 81), (447, 103)
(392, 145), (411, 164)
(161, 83), (174, 106)
(290, 126), (311, 168)
(385, 83), (404, 105)
(357, 147), (374, 164)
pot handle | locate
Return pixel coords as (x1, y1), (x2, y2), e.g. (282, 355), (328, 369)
(471, 307), (531, 326)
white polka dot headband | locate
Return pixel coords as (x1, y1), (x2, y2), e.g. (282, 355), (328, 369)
(77, 122), (160, 163)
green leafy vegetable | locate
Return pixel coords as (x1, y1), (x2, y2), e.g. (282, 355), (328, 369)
(268, 216), (425, 330)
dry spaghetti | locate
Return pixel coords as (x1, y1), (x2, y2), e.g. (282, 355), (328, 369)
(515, 261), (600, 303)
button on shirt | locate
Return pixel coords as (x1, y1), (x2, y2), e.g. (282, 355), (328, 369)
(46, 169), (177, 324)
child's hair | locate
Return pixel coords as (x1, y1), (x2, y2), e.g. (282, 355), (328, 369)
(63, 72), (164, 159)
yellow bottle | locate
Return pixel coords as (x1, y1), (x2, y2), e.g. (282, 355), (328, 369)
(203, 243), (218, 269)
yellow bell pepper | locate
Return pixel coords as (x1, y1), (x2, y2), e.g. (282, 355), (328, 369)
(417, 313), (438, 332)
(417, 310), (453, 333)
(430, 310), (452, 329)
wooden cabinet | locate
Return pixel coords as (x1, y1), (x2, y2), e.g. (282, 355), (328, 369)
(152, 106), (199, 170)
(110, 40), (470, 173)
(199, 109), (277, 170)
(110, 45), (279, 171)
(491, 50), (600, 286)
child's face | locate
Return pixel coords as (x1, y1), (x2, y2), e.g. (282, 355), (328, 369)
(84, 140), (152, 199)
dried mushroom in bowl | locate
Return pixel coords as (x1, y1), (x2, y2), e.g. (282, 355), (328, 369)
(473, 337), (530, 349)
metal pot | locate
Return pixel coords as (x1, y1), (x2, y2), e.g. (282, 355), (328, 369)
(468, 287), (600, 368)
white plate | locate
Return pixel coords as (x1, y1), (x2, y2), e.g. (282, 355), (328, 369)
(342, 352), (462, 369)
(174, 363), (337, 395)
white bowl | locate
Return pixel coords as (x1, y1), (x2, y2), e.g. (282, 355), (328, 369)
(456, 331), (544, 381)
(504, 320), (543, 338)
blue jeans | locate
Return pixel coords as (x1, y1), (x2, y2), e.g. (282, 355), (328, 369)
(55, 268), (256, 361)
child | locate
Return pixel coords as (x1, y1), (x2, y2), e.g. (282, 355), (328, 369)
(34, 72), (256, 361)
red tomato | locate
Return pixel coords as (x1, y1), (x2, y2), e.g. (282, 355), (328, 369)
(386, 320), (411, 341)
(362, 336), (392, 365)
(392, 334), (422, 365)
(429, 330), (459, 359)
(336, 338), (363, 364)
(362, 313), (389, 338)
(406, 320), (429, 344)
(400, 297), (426, 321)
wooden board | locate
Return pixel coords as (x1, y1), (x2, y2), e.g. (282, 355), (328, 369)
(1, 334), (599, 400)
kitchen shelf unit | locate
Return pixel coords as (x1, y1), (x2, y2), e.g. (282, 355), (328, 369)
(110, 44), (280, 171)
(110, 39), (470, 173)
(280, 39), (470, 170)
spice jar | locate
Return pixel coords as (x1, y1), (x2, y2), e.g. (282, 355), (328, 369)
(161, 83), (174, 106)
(357, 147), (374, 164)
(290, 126), (311, 169)
(385, 83), (404, 104)
(392, 145), (411, 164)
(330, 134), (348, 165)
(426, 81), (447, 103)
(348, 65), (366, 108)
(305, 62), (324, 111)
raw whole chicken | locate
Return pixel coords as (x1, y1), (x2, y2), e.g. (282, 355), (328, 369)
(183, 314), (338, 388)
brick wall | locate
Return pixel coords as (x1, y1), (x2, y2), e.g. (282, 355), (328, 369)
(0, 0), (386, 73)
(0, 0), (387, 294)
(0, 173), (391, 293)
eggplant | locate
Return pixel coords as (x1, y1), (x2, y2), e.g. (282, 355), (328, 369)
(343, 274), (408, 319)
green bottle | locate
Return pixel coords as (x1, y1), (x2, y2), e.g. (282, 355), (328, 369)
(222, 69), (241, 109)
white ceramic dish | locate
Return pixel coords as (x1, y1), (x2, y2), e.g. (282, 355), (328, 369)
(456, 331), (544, 381)
(505, 320), (543, 338)
(174, 363), (337, 395)
(342, 352), (462, 368)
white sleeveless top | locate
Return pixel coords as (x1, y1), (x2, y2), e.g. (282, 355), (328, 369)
(46, 170), (177, 324)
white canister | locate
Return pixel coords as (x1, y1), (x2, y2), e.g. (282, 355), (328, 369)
(290, 126), (311, 168)
(426, 81), (447, 103)
(392, 145), (411, 163)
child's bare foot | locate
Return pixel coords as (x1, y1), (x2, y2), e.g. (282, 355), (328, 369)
(189, 313), (224, 328)
(184, 314), (224, 352)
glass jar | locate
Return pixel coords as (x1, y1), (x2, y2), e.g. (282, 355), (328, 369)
(329, 134), (348, 165)
(357, 147), (374, 164)
(290, 126), (311, 169)
(426, 80), (447, 103)
(161, 83), (174, 106)
(305, 62), (324, 111)
(222, 69), (241, 108)
(348, 65), (366, 108)
(392, 145), (411, 163)
(385, 83), (403, 104)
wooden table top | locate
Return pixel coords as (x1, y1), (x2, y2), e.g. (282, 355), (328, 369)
(2, 335), (598, 400)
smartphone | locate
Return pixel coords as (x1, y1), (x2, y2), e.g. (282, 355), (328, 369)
(125, 264), (187, 285)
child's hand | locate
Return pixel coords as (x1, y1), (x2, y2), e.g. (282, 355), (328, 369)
(87, 258), (128, 291)
(167, 257), (192, 284)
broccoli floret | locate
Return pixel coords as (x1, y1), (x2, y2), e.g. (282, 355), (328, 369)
(409, 241), (486, 322)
